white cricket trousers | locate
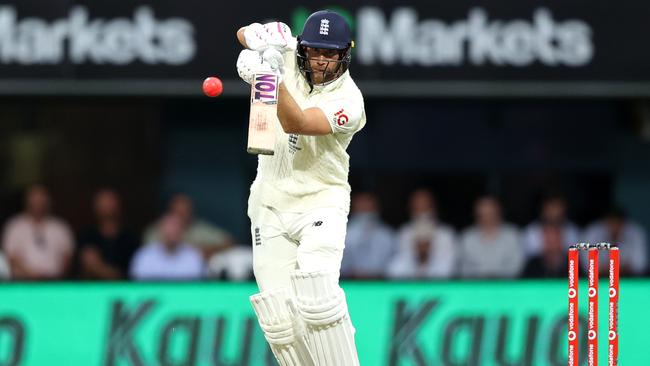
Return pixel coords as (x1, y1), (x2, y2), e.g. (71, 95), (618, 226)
(248, 203), (348, 291)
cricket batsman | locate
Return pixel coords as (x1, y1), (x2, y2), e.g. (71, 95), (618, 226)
(236, 9), (365, 366)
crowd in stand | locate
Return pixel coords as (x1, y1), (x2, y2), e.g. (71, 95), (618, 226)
(343, 189), (648, 279)
(0, 185), (243, 281)
(0, 184), (647, 281)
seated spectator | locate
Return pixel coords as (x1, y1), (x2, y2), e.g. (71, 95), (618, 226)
(458, 196), (523, 279)
(0, 251), (9, 280)
(388, 189), (456, 279)
(523, 194), (580, 258)
(143, 194), (232, 260)
(583, 206), (647, 276)
(1, 185), (74, 280)
(78, 189), (138, 280)
(131, 214), (204, 280)
(341, 191), (395, 279)
(522, 222), (568, 278)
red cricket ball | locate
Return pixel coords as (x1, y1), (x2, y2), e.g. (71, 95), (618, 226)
(202, 76), (223, 97)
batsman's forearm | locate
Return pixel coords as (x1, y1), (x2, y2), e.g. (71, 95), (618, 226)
(277, 83), (306, 134)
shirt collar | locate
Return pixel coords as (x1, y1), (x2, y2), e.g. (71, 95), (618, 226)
(312, 70), (348, 94)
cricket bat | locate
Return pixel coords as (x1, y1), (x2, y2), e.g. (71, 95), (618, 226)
(247, 73), (278, 155)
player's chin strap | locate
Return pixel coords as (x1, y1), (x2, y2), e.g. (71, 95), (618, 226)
(291, 270), (360, 366)
(250, 287), (316, 366)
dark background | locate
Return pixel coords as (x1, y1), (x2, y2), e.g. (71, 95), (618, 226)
(1, 97), (648, 245)
(0, 0), (649, 254)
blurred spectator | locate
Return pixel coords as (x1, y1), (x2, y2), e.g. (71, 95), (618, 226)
(77, 189), (138, 280)
(522, 222), (568, 278)
(206, 247), (253, 281)
(143, 194), (232, 259)
(130, 214), (204, 280)
(387, 189), (456, 279)
(341, 192), (395, 279)
(583, 206), (648, 276)
(1, 185), (74, 280)
(0, 251), (9, 280)
(458, 196), (523, 278)
(522, 194), (580, 258)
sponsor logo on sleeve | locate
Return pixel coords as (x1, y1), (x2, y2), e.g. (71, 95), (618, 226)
(334, 108), (349, 126)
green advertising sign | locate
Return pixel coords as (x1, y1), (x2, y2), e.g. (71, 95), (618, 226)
(0, 280), (648, 365)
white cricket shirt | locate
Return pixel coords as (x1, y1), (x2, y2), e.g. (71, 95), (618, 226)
(250, 42), (366, 214)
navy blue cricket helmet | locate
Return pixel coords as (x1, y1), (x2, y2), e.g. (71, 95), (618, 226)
(296, 10), (353, 88)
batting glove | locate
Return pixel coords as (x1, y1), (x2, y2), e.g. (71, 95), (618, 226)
(237, 49), (283, 85)
(263, 22), (295, 52)
(262, 48), (285, 75)
(243, 23), (270, 51)
(237, 49), (262, 84)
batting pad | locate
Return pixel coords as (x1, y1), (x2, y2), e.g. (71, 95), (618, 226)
(291, 270), (360, 366)
(250, 287), (316, 366)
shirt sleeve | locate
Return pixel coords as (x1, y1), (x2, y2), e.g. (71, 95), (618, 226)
(1, 221), (19, 256)
(318, 98), (364, 134)
(431, 230), (457, 278)
(282, 37), (298, 65)
(502, 229), (524, 278)
(386, 253), (412, 279)
(129, 250), (144, 280)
